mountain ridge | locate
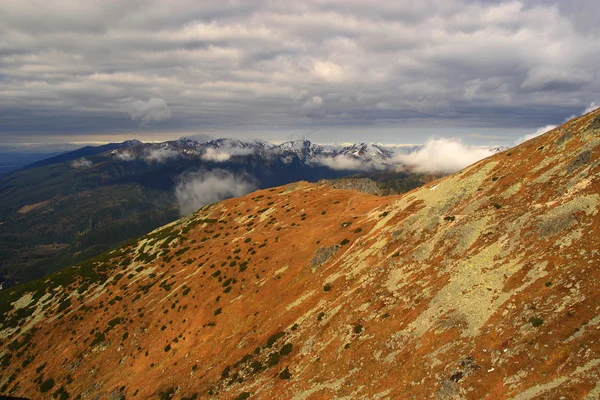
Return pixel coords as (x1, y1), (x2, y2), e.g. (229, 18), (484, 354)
(0, 137), (436, 286)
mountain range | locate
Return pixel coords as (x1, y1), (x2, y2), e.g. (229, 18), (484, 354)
(0, 138), (430, 287)
(0, 109), (599, 398)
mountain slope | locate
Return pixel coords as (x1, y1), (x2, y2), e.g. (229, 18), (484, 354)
(1, 110), (600, 399)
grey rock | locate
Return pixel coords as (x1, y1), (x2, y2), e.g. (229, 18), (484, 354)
(311, 245), (340, 267)
(567, 150), (591, 174)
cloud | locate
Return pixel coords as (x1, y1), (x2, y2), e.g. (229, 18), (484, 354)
(114, 151), (135, 161)
(316, 154), (386, 171)
(128, 98), (171, 125)
(71, 158), (92, 168)
(302, 95), (324, 109)
(201, 146), (255, 162)
(393, 138), (495, 174)
(1, 1), (600, 143)
(521, 66), (593, 92)
(584, 102), (599, 114)
(514, 125), (557, 145)
(174, 169), (256, 216)
(143, 147), (178, 163)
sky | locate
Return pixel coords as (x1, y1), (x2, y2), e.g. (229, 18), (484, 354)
(1, 0), (600, 152)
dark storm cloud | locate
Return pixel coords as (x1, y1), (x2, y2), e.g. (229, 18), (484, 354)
(1, 0), (599, 144)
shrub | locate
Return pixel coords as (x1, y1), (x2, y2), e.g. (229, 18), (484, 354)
(221, 366), (231, 379)
(340, 239), (350, 246)
(266, 332), (285, 348)
(89, 333), (105, 347)
(529, 317), (544, 327)
(279, 367), (292, 380)
(323, 284), (332, 292)
(250, 361), (264, 373)
(280, 343), (293, 356)
(39, 378), (55, 393)
(268, 353), (280, 367)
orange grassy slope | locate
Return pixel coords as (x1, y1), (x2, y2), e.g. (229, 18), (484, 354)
(1, 110), (600, 399)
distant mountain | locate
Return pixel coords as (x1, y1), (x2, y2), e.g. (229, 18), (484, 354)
(0, 137), (420, 286)
(22, 140), (142, 170)
(0, 152), (66, 174)
(105, 137), (401, 170)
(1, 110), (599, 398)
(338, 142), (395, 162)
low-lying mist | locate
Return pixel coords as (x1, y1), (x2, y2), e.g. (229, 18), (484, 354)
(393, 138), (495, 174)
(174, 169), (257, 216)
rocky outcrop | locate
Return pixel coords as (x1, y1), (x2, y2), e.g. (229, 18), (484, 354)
(320, 177), (383, 195)
(311, 244), (340, 267)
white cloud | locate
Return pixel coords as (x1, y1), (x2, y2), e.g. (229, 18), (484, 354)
(71, 158), (92, 168)
(174, 169), (256, 216)
(312, 61), (345, 82)
(143, 147), (178, 163)
(316, 154), (386, 171)
(584, 101), (599, 114)
(514, 125), (557, 145)
(201, 146), (255, 162)
(128, 97), (171, 125)
(114, 151), (135, 161)
(393, 138), (495, 174)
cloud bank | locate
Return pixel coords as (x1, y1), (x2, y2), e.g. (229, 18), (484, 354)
(174, 170), (256, 216)
(316, 155), (386, 171)
(71, 158), (93, 169)
(201, 146), (255, 162)
(514, 125), (557, 145)
(114, 151), (135, 161)
(144, 147), (178, 163)
(584, 102), (599, 114)
(2, 0), (600, 144)
(394, 138), (495, 174)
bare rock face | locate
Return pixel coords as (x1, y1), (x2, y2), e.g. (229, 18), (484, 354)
(2, 109), (600, 399)
(311, 245), (340, 268)
(320, 177), (383, 195)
